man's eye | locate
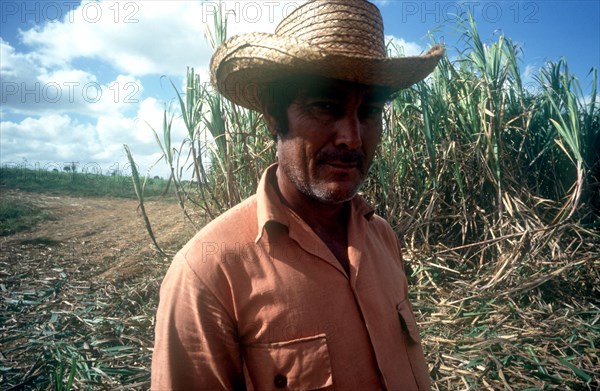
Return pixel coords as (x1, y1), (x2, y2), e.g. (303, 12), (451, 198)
(360, 105), (384, 118)
(312, 101), (337, 112)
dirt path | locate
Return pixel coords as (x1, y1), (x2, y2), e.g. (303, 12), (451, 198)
(1, 190), (196, 281)
(0, 190), (199, 389)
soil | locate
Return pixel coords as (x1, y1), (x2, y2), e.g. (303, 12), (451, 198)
(0, 190), (197, 282)
(2, 190), (598, 389)
(0, 190), (199, 389)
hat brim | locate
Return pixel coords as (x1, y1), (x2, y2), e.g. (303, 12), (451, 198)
(211, 32), (444, 112)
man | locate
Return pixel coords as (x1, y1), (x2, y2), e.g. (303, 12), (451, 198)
(151, 1), (443, 390)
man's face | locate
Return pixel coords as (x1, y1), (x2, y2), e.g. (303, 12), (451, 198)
(275, 77), (387, 205)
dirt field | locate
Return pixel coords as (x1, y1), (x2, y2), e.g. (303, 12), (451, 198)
(1, 190), (194, 277)
(1, 190), (598, 389)
(0, 190), (197, 389)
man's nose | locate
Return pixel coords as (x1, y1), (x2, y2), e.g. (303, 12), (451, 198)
(333, 110), (362, 150)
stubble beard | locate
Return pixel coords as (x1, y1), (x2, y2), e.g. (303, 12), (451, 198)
(282, 160), (366, 205)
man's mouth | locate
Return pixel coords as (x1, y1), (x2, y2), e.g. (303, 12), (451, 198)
(318, 150), (364, 170)
(326, 161), (359, 169)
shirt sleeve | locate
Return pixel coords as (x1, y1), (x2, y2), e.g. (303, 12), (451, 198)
(151, 253), (245, 390)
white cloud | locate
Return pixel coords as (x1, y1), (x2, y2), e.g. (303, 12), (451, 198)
(1, 0), (306, 178)
(1, 115), (98, 163)
(134, 97), (165, 144)
(0, 96), (186, 177)
(20, 1), (210, 76)
(384, 35), (425, 57)
(0, 38), (41, 78)
(17, 1), (307, 77)
(1, 38), (147, 119)
(86, 74), (145, 116)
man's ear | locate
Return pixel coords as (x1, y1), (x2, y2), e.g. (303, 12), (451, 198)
(263, 111), (279, 139)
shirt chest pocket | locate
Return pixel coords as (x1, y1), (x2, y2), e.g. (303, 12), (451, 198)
(242, 334), (333, 390)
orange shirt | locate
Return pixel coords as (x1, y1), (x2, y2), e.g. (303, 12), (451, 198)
(151, 164), (430, 390)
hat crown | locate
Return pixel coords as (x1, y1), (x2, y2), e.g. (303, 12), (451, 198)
(210, 0), (444, 111)
(275, 0), (386, 58)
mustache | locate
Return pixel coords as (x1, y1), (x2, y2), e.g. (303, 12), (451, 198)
(316, 149), (365, 165)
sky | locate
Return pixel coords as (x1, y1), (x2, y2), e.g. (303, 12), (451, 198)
(1, 0), (599, 179)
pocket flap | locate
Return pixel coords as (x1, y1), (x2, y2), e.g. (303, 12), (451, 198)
(243, 334), (333, 390)
(396, 299), (422, 344)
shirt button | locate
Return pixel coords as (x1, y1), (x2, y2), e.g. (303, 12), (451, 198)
(274, 374), (287, 388)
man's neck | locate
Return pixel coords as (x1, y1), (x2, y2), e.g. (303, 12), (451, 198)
(274, 167), (352, 274)
(274, 167), (350, 233)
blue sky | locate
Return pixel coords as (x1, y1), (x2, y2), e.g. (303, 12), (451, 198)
(1, 0), (599, 179)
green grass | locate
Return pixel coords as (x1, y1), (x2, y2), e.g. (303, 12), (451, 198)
(0, 198), (52, 236)
(0, 166), (174, 199)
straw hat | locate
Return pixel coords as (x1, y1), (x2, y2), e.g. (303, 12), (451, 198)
(210, 0), (444, 112)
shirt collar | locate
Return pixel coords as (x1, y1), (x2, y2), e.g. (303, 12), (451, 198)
(255, 163), (375, 243)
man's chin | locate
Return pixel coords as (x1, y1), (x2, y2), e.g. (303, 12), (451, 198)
(308, 183), (360, 205)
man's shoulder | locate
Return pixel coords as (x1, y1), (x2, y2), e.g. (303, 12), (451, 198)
(368, 212), (395, 232)
(171, 195), (259, 279)
(366, 212), (400, 244)
(370, 212), (390, 226)
(193, 194), (259, 243)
